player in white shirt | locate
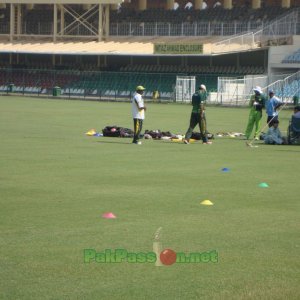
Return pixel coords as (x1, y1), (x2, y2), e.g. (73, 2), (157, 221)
(132, 86), (146, 144)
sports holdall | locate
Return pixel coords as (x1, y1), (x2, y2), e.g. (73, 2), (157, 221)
(102, 126), (134, 138)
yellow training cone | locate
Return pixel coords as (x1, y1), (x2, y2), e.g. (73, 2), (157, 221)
(201, 200), (214, 206)
(86, 129), (96, 136)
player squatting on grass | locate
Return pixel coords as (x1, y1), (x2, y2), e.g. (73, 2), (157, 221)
(83, 249), (218, 264)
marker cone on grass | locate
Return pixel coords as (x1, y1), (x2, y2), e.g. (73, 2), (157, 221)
(102, 212), (116, 219)
(221, 168), (230, 172)
(86, 129), (96, 136)
(201, 200), (214, 206)
(258, 183), (269, 188)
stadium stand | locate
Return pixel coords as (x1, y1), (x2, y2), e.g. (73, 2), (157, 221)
(274, 79), (300, 98)
(0, 1), (299, 102)
(0, 4), (293, 37)
(110, 7), (291, 24)
(282, 48), (300, 63)
(119, 64), (265, 75)
(0, 69), (79, 94)
(0, 7), (9, 34)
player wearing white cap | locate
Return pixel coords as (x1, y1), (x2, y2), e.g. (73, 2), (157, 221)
(245, 86), (267, 140)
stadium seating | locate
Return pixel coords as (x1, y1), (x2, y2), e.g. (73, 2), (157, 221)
(271, 79), (300, 98)
(0, 62), (267, 98)
(0, 69), (79, 94)
(0, 7), (9, 34)
(110, 7), (291, 24)
(282, 48), (300, 63)
(119, 64), (265, 75)
(52, 72), (221, 96)
(63, 72), (176, 96)
(4, 5), (292, 37)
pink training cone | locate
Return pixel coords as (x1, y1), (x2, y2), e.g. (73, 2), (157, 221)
(102, 212), (117, 219)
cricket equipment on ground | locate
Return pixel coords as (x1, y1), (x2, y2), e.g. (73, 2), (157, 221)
(102, 126), (134, 138)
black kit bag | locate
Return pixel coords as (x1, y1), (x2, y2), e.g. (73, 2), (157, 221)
(191, 132), (214, 140)
(102, 126), (122, 137)
(102, 126), (133, 138)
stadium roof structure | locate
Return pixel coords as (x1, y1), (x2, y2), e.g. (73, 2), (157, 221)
(0, 39), (154, 56)
(0, 35), (261, 56)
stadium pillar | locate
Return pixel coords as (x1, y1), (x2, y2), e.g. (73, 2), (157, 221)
(60, 5), (65, 36)
(9, 3), (15, 41)
(252, 0), (261, 9)
(138, 0), (147, 10)
(194, 0), (203, 10)
(53, 4), (57, 42)
(223, 0), (232, 9)
(98, 4), (102, 41)
(282, 0), (290, 8)
(16, 4), (22, 36)
(166, 0), (174, 10)
(97, 4), (110, 40)
(105, 5), (110, 38)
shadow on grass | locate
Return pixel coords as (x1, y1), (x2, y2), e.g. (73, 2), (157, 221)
(96, 139), (193, 145)
(274, 147), (300, 152)
(96, 140), (134, 145)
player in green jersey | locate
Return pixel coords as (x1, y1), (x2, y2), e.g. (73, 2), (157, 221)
(183, 84), (212, 144)
(245, 86), (267, 140)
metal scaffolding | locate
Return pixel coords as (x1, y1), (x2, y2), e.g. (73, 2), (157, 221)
(0, 0), (121, 41)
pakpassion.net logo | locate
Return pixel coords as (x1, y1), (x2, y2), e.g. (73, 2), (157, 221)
(84, 248), (218, 266)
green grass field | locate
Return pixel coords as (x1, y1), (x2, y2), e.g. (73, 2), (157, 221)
(1, 96), (299, 300)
